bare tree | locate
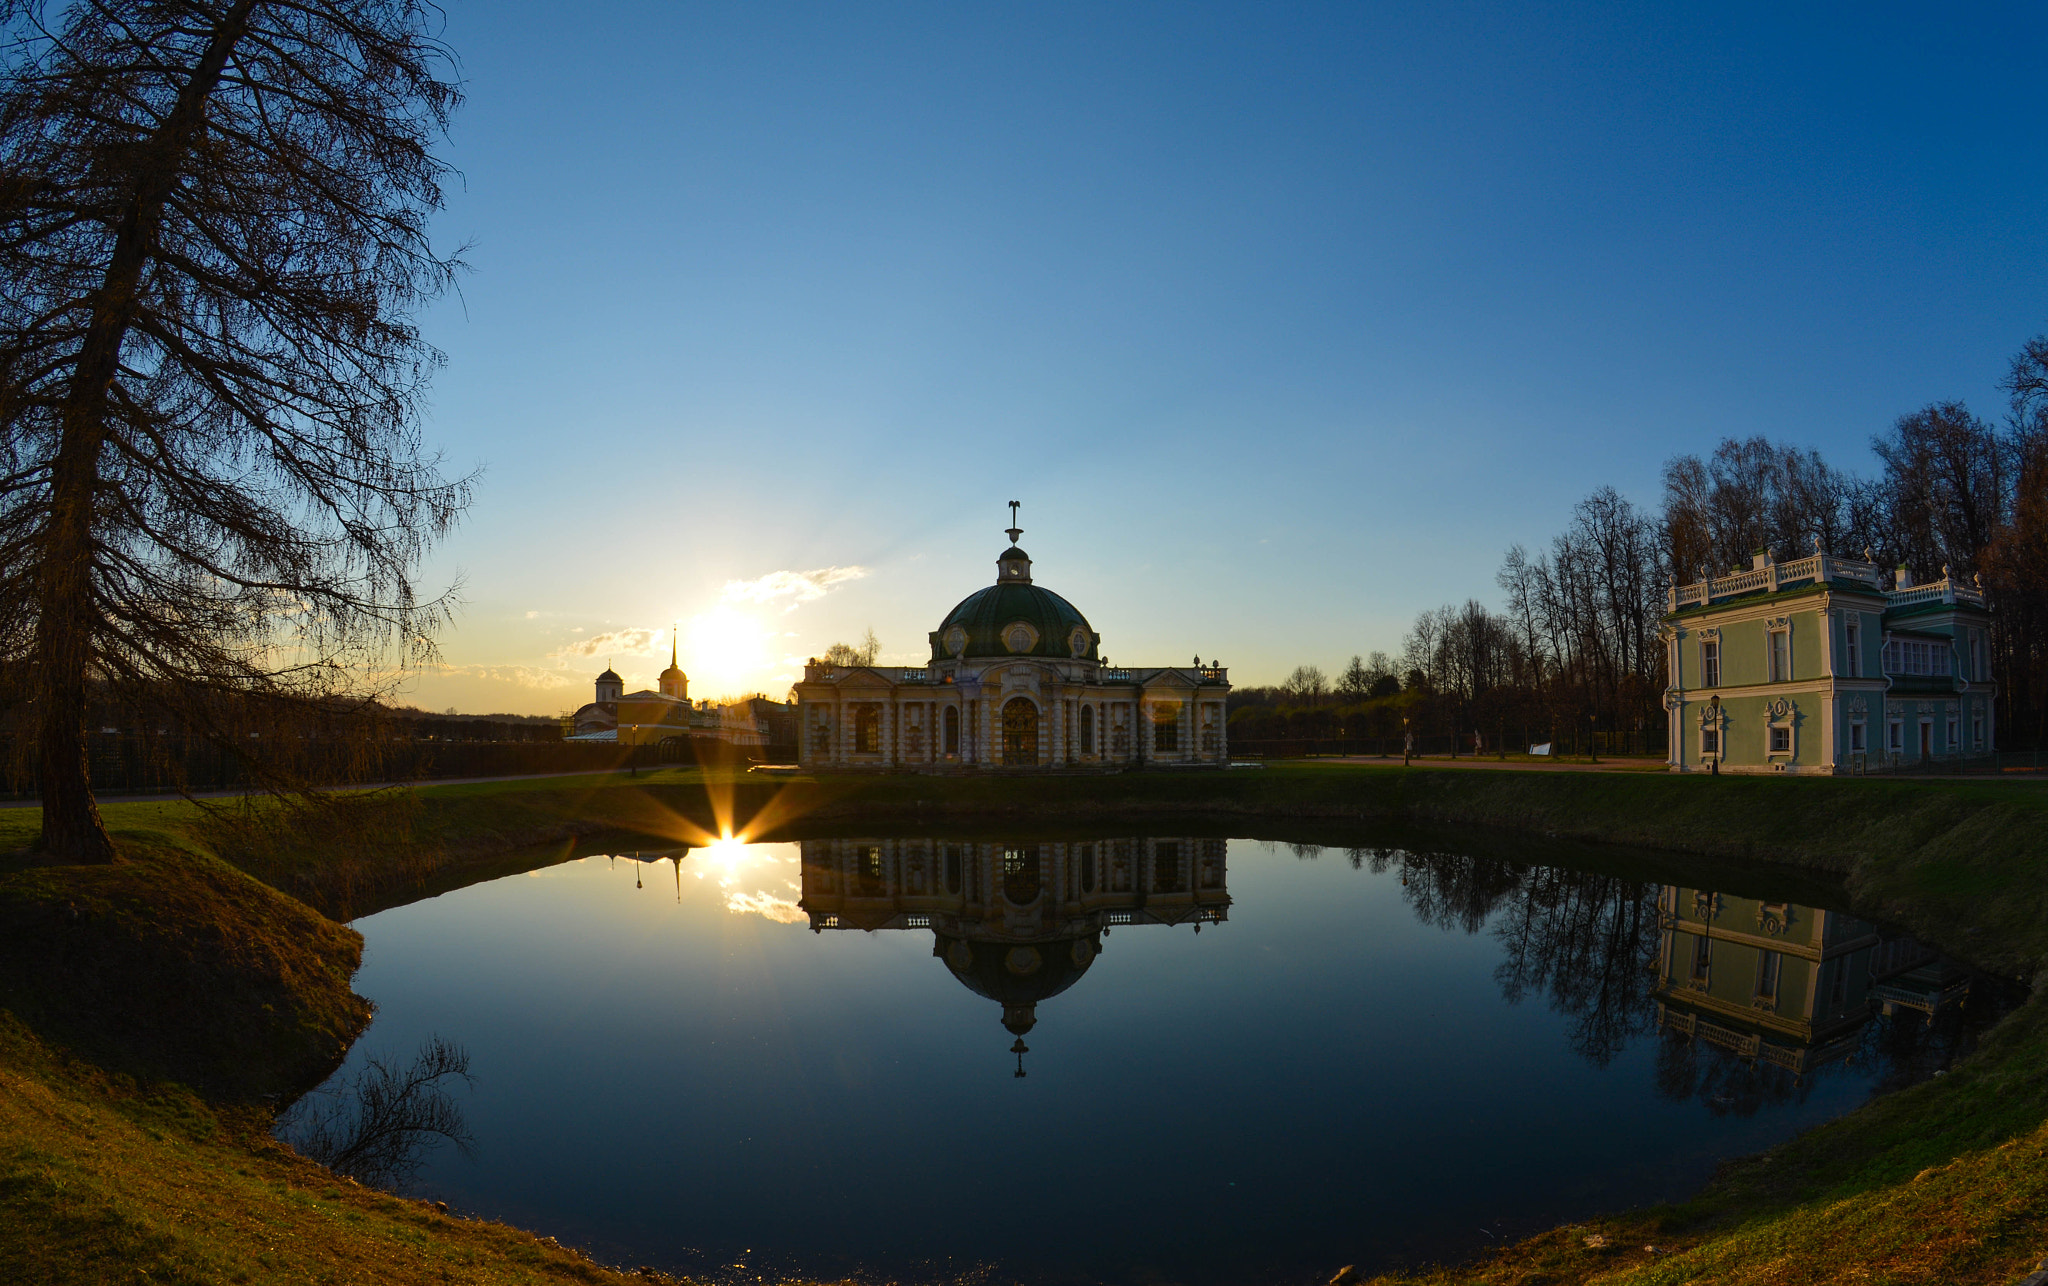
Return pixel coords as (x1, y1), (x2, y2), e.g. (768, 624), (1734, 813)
(1281, 663), (1328, 705)
(1987, 337), (2048, 744)
(1873, 401), (2005, 578)
(820, 627), (880, 668)
(280, 1035), (474, 1190)
(1334, 654), (1373, 701)
(0, 1), (469, 859)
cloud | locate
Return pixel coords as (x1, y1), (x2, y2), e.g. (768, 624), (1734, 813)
(420, 663), (582, 690)
(550, 627), (663, 661)
(721, 565), (867, 611)
(725, 890), (808, 924)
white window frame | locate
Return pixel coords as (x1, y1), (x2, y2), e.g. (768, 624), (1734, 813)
(1849, 719), (1867, 754)
(1973, 711), (1986, 750)
(1947, 715), (1960, 755)
(1754, 949), (1781, 1004)
(1766, 702), (1795, 759)
(1888, 718), (1903, 753)
(1844, 618), (1861, 678)
(1700, 724), (1720, 759)
(1701, 637), (1721, 688)
(1768, 626), (1791, 683)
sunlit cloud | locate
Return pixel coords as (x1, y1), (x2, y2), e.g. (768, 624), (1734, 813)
(721, 565), (867, 612)
(550, 627), (663, 661)
(419, 662), (582, 690)
(724, 890), (807, 924)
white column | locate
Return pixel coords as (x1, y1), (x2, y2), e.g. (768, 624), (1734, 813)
(1820, 694), (1835, 774)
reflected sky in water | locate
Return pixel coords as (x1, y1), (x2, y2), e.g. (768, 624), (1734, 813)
(326, 833), (2003, 1284)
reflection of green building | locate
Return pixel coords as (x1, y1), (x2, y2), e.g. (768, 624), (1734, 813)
(799, 838), (1228, 1071)
(1662, 548), (1995, 773)
(1653, 886), (1964, 1074)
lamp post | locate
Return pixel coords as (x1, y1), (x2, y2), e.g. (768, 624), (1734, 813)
(1709, 693), (1720, 777)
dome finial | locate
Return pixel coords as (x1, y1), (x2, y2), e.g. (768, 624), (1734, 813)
(1005, 499), (1023, 546)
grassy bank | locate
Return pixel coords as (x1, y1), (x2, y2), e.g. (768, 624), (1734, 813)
(4, 763), (2048, 1283)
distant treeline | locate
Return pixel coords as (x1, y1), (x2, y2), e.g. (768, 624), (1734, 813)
(1, 685), (568, 797)
(1232, 332), (2048, 751)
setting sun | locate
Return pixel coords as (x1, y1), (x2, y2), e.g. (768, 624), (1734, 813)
(682, 605), (776, 696)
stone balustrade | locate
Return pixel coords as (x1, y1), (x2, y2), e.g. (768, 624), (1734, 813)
(1671, 552), (1889, 611)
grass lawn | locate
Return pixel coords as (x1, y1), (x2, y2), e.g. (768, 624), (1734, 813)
(4, 762), (2048, 1283)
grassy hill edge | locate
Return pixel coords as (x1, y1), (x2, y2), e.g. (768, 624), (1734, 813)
(3, 763), (2047, 1284)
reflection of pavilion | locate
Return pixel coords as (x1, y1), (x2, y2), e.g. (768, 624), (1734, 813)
(1654, 886), (1967, 1075)
(799, 837), (1229, 1072)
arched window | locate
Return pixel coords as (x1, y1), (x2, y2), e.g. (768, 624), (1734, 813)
(1080, 704), (1094, 754)
(856, 844), (885, 895)
(1152, 705), (1179, 753)
(1152, 841), (1183, 893)
(943, 706), (960, 755)
(1002, 698), (1039, 766)
(1003, 846), (1041, 904)
(854, 706), (881, 753)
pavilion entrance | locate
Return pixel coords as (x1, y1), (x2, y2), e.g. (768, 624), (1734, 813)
(1002, 698), (1040, 766)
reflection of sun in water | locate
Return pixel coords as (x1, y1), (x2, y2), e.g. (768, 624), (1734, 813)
(694, 838), (805, 924)
(684, 606), (774, 696)
(702, 834), (749, 878)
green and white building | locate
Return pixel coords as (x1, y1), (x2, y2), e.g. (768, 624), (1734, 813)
(1662, 547), (1995, 774)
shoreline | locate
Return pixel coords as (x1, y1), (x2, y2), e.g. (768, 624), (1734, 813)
(5, 763), (2048, 1284)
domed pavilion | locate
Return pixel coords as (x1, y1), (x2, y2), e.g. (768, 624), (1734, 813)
(793, 507), (1230, 770)
(796, 835), (1231, 1075)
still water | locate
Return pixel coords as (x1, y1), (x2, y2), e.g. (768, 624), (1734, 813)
(315, 830), (2004, 1284)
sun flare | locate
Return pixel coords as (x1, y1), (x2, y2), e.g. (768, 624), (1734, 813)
(684, 605), (775, 695)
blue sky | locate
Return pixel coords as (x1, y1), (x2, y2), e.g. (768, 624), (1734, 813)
(399, 1), (2048, 714)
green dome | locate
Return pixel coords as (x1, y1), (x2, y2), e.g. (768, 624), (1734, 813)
(933, 931), (1101, 1035)
(931, 580), (1099, 662)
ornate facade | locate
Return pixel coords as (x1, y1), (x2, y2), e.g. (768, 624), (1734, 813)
(1662, 546), (1996, 774)
(794, 519), (1230, 771)
(567, 639), (786, 749)
(797, 835), (1229, 1072)
(1654, 883), (1969, 1076)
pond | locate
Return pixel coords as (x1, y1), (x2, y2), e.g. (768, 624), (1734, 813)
(294, 828), (2011, 1284)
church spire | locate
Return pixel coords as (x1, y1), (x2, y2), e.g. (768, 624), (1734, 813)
(658, 626), (688, 700)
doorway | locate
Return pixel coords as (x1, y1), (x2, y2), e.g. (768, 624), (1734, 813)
(1919, 721), (1932, 762)
(1002, 698), (1039, 766)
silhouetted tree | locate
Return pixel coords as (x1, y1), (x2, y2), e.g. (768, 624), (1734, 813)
(820, 627), (881, 667)
(1281, 663), (1328, 705)
(0, 0), (469, 859)
(281, 1036), (474, 1190)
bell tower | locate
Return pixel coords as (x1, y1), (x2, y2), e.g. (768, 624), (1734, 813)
(658, 626), (689, 700)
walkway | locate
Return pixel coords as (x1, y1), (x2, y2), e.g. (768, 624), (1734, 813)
(0, 766), (650, 810)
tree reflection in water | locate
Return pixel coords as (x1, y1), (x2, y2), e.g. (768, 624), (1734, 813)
(1338, 845), (1657, 1067)
(1298, 843), (2018, 1108)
